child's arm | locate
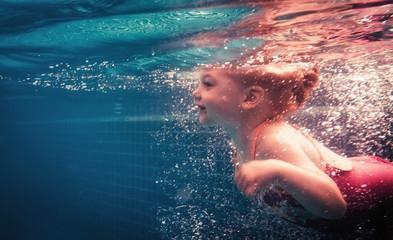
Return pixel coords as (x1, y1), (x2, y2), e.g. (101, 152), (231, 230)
(235, 159), (347, 219)
(234, 131), (347, 220)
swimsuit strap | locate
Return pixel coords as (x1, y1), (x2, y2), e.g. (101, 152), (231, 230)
(233, 121), (268, 172)
(251, 121), (269, 161)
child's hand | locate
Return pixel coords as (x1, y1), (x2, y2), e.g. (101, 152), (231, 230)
(234, 160), (280, 199)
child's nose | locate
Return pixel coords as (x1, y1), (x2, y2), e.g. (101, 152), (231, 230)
(192, 87), (201, 99)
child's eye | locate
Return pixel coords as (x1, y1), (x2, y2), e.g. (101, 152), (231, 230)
(200, 75), (216, 88)
(203, 82), (214, 87)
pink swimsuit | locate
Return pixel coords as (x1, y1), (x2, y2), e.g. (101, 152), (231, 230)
(233, 122), (393, 232)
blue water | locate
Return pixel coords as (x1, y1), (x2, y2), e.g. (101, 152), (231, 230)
(1, 0), (393, 239)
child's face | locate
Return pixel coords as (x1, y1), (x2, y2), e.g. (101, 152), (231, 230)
(192, 69), (244, 125)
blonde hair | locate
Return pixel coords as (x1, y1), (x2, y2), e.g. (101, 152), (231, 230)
(229, 64), (320, 116)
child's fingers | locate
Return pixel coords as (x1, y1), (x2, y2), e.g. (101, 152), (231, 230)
(236, 172), (256, 198)
(235, 174), (244, 191)
(245, 182), (258, 199)
(235, 171), (247, 192)
(234, 171), (240, 183)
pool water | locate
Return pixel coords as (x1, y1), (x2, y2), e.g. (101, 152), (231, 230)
(0, 0), (392, 239)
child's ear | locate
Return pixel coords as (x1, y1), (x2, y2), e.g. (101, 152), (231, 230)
(242, 86), (264, 110)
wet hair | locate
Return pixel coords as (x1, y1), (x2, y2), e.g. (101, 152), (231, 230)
(229, 64), (320, 116)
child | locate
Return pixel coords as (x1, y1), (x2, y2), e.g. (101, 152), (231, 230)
(192, 64), (393, 235)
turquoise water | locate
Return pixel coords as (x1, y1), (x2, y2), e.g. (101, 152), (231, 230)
(1, 0), (393, 239)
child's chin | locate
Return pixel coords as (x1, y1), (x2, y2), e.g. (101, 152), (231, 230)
(199, 117), (212, 125)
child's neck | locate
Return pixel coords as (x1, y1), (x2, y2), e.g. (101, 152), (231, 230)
(227, 118), (272, 150)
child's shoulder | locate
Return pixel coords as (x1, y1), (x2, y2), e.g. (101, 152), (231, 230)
(259, 121), (297, 143)
(258, 121), (353, 171)
(256, 122), (304, 157)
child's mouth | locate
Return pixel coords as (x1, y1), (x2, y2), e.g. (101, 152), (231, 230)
(197, 104), (206, 112)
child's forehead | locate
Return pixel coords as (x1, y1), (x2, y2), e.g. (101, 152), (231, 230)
(199, 69), (233, 80)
